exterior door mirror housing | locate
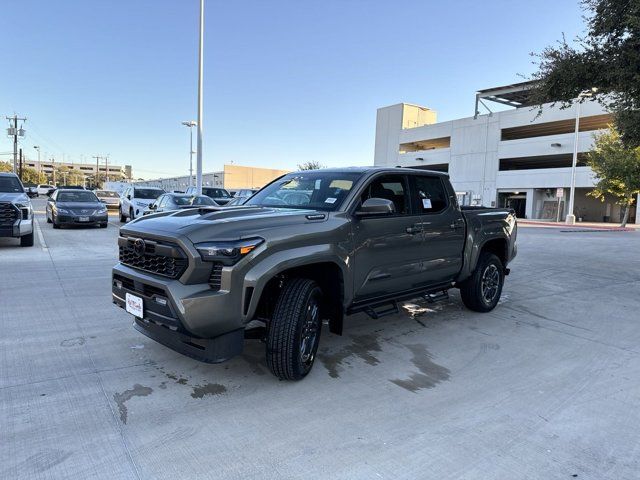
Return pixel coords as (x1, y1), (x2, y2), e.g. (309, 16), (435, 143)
(355, 198), (396, 216)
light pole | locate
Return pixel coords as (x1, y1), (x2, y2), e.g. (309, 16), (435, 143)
(182, 121), (197, 186)
(33, 146), (41, 180)
(195, 0), (204, 195)
(566, 88), (597, 225)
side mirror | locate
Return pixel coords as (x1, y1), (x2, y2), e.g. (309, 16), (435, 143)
(149, 203), (156, 209)
(126, 194), (131, 200)
(355, 198), (395, 216)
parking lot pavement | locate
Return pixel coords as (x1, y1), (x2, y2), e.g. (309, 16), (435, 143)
(1, 198), (640, 480)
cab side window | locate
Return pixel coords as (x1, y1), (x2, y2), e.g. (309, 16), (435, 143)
(359, 175), (409, 215)
(412, 176), (448, 214)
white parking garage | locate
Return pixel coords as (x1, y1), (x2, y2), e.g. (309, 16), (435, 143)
(374, 81), (638, 223)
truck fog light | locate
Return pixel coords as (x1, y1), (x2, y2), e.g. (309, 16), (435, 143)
(155, 297), (167, 306)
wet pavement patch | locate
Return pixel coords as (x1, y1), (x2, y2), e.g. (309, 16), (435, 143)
(113, 384), (153, 424)
(191, 383), (227, 399)
(320, 333), (382, 378)
(390, 344), (450, 392)
(60, 337), (85, 347)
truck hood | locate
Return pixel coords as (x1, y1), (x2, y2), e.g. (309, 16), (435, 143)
(123, 206), (326, 242)
(0, 192), (29, 203)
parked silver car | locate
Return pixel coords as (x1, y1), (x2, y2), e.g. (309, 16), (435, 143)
(95, 190), (121, 209)
(143, 193), (216, 215)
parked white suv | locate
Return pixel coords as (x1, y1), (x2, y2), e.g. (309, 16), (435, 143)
(0, 173), (34, 247)
(119, 186), (165, 222)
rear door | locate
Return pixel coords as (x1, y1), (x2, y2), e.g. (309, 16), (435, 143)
(351, 173), (429, 300)
(409, 174), (465, 284)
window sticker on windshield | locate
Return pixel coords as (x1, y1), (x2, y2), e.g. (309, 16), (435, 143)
(325, 197), (337, 204)
(422, 198), (432, 209)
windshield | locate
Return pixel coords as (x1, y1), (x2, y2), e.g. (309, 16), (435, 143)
(58, 191), (99, 202)
(203, 188), (231, 198)
(96, 190), (119, 198)
(245, 171), (363, 211)
(0, 176), (24, 193)
(134, 188), (164, 199)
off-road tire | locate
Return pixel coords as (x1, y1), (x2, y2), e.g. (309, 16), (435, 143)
(266, 278), (323, 381)
(20, 232), (34, 247)
(459, 252), (504, 312)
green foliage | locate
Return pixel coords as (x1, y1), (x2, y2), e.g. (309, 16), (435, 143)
(0, 161), (11, 173)
(297, 160), (325, 171)
(587, 127), (640, 226)
(530, 0), (640, 147)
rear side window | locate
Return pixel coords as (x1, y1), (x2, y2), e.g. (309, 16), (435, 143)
(412, 176), (448, 214)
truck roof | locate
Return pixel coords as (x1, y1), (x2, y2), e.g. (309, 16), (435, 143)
(293, 166), (449, 177)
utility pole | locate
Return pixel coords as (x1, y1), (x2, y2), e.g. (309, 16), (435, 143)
(93, 155), (101, 188)
(19, 148), (23, 180)
(105, 155), (110, 183)
(182, 121), (197, 186)
(5, 115), (26, 173)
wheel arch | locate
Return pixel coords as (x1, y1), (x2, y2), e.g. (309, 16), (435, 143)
(246, 255), (347, 335)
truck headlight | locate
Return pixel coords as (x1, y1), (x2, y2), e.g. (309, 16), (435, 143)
(195, 238), (263, 264)
(15, 203), (31, 219)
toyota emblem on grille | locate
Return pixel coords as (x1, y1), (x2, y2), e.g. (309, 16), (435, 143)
(81, 209), (88, 213)
(133, 238), (146, 257)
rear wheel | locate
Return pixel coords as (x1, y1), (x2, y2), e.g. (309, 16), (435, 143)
(266, 278), (323, 381)
(459, 252), (504, 312)
(20, 231), (34, 247)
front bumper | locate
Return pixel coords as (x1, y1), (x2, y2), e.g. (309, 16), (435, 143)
(0, 218), (33, 238)
(56, 213), (108, 225)
(111, 263), (245, 362)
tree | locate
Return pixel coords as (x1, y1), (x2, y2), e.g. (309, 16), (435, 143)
(530, 0), (640, 147)
(297, 160), (325, 171)
(0, 161), (46, 184)
(587, 127), (640, 227)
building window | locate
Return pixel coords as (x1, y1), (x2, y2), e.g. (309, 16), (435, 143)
(501, 114), (611, 141)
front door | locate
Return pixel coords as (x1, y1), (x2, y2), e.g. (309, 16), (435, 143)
(351, 174), (428, 300)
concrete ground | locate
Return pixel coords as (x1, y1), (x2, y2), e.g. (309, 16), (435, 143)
(1, 197), (639, 480)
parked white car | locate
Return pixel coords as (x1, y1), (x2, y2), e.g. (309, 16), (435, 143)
(36, 184), (55, 196)
(119, 186), (165, 222)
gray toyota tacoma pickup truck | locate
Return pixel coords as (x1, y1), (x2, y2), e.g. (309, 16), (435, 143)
(112, 167), (517, 380)
(0, 172), (35, 247)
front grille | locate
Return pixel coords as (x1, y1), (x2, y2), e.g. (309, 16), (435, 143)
(0, 203), (18, 226)
(209, 263), (223, 290)
(113, 274), (166, 297)
(118, 236), (187, 279)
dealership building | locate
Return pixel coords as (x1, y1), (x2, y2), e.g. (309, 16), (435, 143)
(374, 81), (638, 224)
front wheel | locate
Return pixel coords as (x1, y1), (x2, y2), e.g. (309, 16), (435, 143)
(20, 231), (34, 247)
(266, 278), (323, 381)
(459, 253), (504, 312)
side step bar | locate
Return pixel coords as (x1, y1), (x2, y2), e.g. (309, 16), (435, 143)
(349, 283), (453, 320)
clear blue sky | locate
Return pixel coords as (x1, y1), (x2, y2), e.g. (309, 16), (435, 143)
(1, 0), (585, 179)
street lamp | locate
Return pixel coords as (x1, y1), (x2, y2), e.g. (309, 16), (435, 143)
(195, 0), (204, 195)
(182, 121), (197, 186)
(565, 88), (598, 225)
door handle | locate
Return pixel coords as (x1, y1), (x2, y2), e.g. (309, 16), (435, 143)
(450, 221), (464, 230)
(406, 226), (423, 234)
